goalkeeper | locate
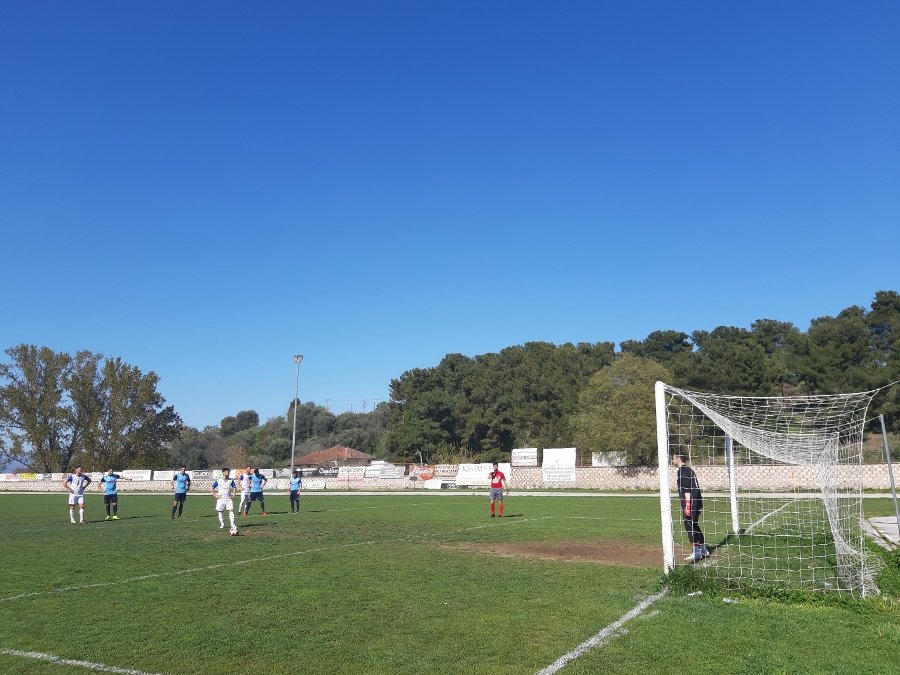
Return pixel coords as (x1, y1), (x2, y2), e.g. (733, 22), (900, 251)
(673, 452), (708, 562)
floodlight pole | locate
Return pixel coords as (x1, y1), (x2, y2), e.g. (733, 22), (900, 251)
(290, 355), (304, 476)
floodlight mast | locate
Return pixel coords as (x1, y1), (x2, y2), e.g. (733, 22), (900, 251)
(290, 355), (303, 476)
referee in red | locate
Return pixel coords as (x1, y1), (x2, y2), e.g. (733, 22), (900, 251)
(488, 462), (509, 518)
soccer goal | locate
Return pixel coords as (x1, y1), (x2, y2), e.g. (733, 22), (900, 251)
(655, 381), (881, 596)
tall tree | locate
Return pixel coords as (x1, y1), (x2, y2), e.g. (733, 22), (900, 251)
(573, 354), (673, 466)
(0, 345), (182, 471)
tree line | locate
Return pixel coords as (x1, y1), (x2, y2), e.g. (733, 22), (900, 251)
(2, 291), (898, 471)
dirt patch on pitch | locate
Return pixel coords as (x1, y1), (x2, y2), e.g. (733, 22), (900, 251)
(445, 541), (659, 567)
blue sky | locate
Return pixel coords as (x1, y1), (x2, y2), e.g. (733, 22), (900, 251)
(2, 1), (898, 429)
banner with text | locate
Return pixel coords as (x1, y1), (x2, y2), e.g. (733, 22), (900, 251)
(434, 464), (459, 478)
(408, 465), (435, 481)
(542, 448), (577, 482)
(511, 448), (538, 467)
(379, 466), (405, 479)
(456, 463), (512, 487)
(337, 466), (365, 482)
(153, 470), (174, 481)
(122, 470), (152, 481)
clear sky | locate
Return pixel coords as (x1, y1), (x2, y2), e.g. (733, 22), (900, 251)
(2, 1), (898, 430)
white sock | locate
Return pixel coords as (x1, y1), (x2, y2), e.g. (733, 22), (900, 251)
(228, 511), (235, 527)
(70, 512), (76, 523)
(218, 512), (224, 527)
(79, 509), (84, 523)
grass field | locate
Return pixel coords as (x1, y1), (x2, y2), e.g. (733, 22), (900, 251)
(0, 492), (898, 674)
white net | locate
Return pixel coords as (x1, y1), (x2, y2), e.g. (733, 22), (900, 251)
(658, 383), (881, 596)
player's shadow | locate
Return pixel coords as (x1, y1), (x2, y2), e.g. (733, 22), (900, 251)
(706, 528), (747, 554)
(498, 514), (524, 519)
(239, 522), (270, 529)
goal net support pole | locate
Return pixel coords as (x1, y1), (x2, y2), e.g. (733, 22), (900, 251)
(726, 434), (740, 534)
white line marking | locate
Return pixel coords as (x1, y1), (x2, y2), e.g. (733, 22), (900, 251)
(0, 516), (551, 603)
(745, 499), (798, 533)
(535, 589), (668, 675)
(0, 648), (165, 674)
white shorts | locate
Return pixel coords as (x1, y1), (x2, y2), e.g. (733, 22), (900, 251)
(68, 494), (84, 506)
(216, 498), (234, 512)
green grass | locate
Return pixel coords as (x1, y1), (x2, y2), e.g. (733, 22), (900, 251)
(0, 493), (897, 674)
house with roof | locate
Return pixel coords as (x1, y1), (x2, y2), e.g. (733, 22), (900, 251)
(295, 445), (374, 469)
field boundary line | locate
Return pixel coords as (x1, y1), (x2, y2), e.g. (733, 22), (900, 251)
(0, 648), (165, 675)
(534, 589), (669, 674)
(0, 516), (551, 603)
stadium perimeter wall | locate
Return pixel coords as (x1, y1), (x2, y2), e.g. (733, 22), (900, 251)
(0, 465), (896, 492)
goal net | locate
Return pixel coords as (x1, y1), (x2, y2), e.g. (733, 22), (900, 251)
(655, 381), (880, 596)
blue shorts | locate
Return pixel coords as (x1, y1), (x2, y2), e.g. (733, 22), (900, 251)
(289, 490), (299, 500)
(173, 493), (187, 502)
(103, 494), (118, 504)
(249, 492), (264, 502)
(490, 488), (504, 500)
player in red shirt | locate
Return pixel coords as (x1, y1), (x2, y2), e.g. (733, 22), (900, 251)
(488, 462), (509, 518)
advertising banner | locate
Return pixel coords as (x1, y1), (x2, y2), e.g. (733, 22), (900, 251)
(337, 466), (365, 482)
(122, 470), (152, 481)
(153, 470), (174, 481)
(189, 469), (213, 480)
(434, 464), (458, 477)
(542, 448), (576, 482)
(511, 448), (538, 467)
(456, 463), (512, 487)
(88, 472), (103, 482)
(51, 473), (66, 481)
(304, 479), (326, 490)
(0, 474), (18, 481)
(408, 465), (434, 481)
(364, 465), (382, 478)
(258, 469), (275, 478)
(379, 466), (405, 479)
(274, 468), (292, 478)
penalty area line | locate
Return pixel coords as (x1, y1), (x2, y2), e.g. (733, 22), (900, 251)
(534, 589), (668, 675)
(0, 648), (165, 675)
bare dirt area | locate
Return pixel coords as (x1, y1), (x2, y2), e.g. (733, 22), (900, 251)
(445, 541), (660, 567)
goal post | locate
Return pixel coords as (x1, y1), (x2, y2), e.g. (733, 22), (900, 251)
(656, 381), (882, 596)
(655, 381), (675, 573)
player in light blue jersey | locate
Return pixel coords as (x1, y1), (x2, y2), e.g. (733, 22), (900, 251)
(289, 469), (303, 513)
(244, 468), (268, 516)
(99, 468), (132, 520)
(63, 465), (92, 524)
(211, 468), (237, 531)
(171, 466), (191, 519)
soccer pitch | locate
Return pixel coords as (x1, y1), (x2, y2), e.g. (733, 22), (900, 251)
(0, 494), (897, 674)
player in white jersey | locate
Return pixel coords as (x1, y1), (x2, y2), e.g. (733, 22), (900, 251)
(211, 468), (237, 530)
(63, 465), (92, 524)
(237, 465), (252, 516)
